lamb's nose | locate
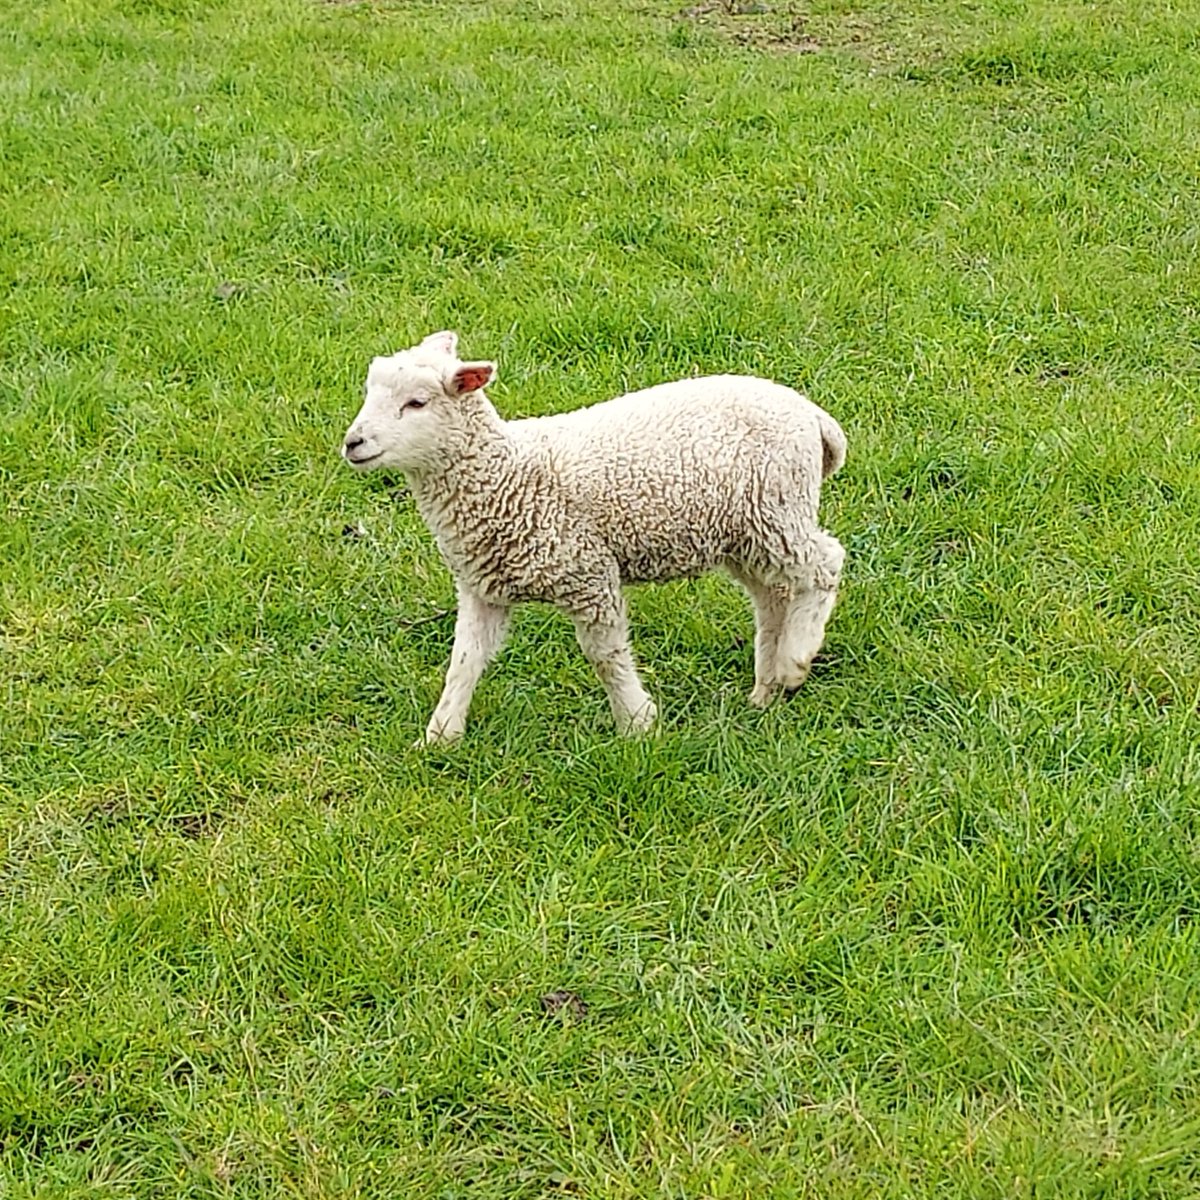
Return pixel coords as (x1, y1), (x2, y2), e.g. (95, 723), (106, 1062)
(344, 434), (365, 453)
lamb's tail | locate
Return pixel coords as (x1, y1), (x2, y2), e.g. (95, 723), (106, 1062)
(817, 409), (846, 480)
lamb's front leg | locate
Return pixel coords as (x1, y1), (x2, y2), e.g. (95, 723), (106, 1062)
(424, 588), (511, 745)
(569, 595), (657, 736)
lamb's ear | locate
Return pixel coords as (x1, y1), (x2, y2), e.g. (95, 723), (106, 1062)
(419, 330), (458, 357)
(447, 361), (496, 396)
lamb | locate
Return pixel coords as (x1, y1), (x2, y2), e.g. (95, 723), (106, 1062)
(340, 330), (847, 744)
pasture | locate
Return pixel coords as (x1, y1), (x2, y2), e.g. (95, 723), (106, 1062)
(3, 0), (1200, 1194)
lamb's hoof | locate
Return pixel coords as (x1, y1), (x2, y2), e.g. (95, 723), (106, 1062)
(420, 724), (463, 748)
(777, 661), (813, 692)
(748, 683), (778, 709)
(618, 700), (658, 737)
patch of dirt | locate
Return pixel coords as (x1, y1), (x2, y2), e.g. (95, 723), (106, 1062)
(667, 2), (970, 71)
(540, 990), (589, 1021)
(673, 1), (823, 55)
(166, 810), (224, 839)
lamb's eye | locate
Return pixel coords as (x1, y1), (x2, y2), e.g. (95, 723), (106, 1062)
(404, 397), (428, 411)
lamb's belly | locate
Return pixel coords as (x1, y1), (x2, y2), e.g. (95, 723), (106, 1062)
(615, 531), (732, 584)
(575, 456), (753, 584)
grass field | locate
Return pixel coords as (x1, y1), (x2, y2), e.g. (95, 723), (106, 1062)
(4, 0), (1200, 1194)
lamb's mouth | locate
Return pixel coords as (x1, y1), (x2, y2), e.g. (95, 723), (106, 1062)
(345, 450), (384, 467)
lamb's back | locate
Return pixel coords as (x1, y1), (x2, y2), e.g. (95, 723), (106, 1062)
(507, 375), (827, 582)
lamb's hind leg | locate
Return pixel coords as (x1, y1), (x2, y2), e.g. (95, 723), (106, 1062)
(727, 565), (790, 708)
(776, 531), (845, 691)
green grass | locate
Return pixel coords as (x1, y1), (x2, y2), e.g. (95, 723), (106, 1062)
(3, 0), (1200, 1193)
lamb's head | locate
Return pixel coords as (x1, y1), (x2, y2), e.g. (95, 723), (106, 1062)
(341, 330), (497, 474)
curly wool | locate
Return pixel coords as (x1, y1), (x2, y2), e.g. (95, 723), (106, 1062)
(341, 332), (847, 743)
(416, 377), (841, 606)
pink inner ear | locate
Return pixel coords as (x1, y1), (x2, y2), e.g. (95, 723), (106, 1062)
(452, 363), (494, 394)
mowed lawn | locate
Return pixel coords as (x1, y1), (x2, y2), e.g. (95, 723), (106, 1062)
(3, 0), (1200, 1194)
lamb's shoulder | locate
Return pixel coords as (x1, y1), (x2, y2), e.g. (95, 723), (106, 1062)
(416, 445), (608, 607)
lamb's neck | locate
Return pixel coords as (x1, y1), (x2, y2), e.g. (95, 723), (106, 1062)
(408, 428), (525, 530)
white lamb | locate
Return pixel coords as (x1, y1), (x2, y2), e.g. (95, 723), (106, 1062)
(341, 330), (846, 744)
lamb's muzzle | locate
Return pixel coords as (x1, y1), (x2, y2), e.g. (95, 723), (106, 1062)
(342, 428), (384, 467)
